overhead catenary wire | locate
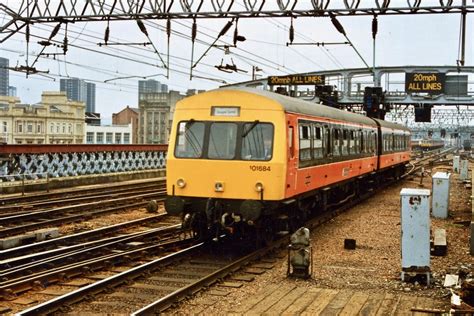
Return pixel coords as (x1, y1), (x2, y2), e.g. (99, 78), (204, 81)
(12, 25), (232, 84)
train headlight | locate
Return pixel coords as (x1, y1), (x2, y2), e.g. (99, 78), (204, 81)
(176, 178), (186, 188)
(215, 181), (224, 192)
(255, 182), (264, 192)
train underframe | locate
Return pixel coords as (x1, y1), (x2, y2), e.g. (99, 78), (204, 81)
(173, 164), (406, 247)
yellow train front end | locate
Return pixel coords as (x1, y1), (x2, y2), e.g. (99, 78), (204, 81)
(165, 89), (287, 241)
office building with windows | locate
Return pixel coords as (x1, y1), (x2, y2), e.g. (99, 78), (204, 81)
(0, 57), (8, 96)
(60, 78), (96, 113)
(85, 124), (132, 144)
(0, 92), (85, 144)
(138, 79), (168, 101)
(138, 90), (184, 144)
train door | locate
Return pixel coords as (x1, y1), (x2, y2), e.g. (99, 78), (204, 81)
(286, 118), (298, 196)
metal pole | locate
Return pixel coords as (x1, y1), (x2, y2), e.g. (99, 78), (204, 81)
(373, 37), (376, 86)
(460, 3), (467, 66)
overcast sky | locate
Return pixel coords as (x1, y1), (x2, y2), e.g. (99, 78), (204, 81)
(1, 0), (472, 123)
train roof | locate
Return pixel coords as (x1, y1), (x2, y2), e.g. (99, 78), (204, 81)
(373, 118), (411, 133)
(180, 88), (410, 132)
(221, 87), (377, 126)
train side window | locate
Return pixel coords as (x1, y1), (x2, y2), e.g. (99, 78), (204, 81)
(299, 124), (312, 161)
(349, 130), (356, 154)
(342, 129), (349, 155)
(325, 125), (331, 157)
(391, 134), (395, 151)
(313, 125), (324, 159)
(175, 121), (205, 158)
(354, 130), (360, 154)
(333, 128), (341, 156)
(372, 132), (377, 153)
(360, 130), (365, 154)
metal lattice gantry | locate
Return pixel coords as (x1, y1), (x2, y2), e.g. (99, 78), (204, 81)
(386, 106), (474, 128)
(1, 0), (474, 43)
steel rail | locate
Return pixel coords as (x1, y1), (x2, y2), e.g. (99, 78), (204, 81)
(2, 237), (194, 300)
(0, 192), (166, 239)
(0, 199), (163, 239)
(0, 214), (169, 261)
(1, 223), (181, 281)
(0, 183), (165, 214)
(0, 226), (184, 298)
(0, 178), (165, 206)
(17, 241), (204, 316)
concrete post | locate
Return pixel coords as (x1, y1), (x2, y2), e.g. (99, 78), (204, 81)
(460, 159), (469, 180)
(453, 156), (460, 173)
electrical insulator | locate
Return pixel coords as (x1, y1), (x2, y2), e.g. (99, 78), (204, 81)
(192, 19), (197, 42)
(329, 13), (346, 36)
(26, 24), (30, 42)
(289, 18), (294, 44)
(50, 23), (61, 39)
(218, 21), (233, 37)
(372, 15), (378, 40)
(63, 36), (68, 54)
(136, 19), (148, 36)
(104, 25), (110, 44)
(233, 19), (239, 45)
(167, 19), (171, 38)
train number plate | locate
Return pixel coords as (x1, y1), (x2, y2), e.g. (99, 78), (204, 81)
(249, 165), (271, 172)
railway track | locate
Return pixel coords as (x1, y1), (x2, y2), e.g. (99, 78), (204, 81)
(0, 179), (165, 215)
(0, 223), (184, 301)
(8, 150), (454, 314)
(0, 178), (165, 206)
(0, 191), (166, 239)
(1, 214), (175, 260)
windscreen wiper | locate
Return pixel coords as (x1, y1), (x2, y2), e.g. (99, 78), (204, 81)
(242, 120), (260, 138)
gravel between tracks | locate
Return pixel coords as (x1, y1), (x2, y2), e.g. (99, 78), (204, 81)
(59, 204), (166, 235)
(166, 163), (473, 315)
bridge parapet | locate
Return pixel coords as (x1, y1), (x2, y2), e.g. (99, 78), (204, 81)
(0, 144), (168, 183)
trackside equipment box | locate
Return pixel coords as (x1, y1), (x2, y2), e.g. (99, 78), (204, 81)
(432, 172), (451, 219)
(453, 156), (460, 173)
(400, 188), (431, 283)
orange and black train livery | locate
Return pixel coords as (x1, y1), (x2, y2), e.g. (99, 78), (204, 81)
(165, 88), (410, 244)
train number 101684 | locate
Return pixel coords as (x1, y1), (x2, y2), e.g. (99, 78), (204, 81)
(249, 165), (271, 172)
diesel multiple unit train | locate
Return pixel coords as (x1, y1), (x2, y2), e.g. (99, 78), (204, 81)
(165, 88), (411, 244)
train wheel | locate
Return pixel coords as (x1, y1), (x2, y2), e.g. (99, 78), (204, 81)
(257, 217), (274, 247)
(191, 211), (209, 241)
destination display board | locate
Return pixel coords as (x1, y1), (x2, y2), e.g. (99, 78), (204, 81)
(268, 75), (325, 86)
(405, 72), (446, 94)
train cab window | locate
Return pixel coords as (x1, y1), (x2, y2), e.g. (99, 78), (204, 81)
(333, 128), (341, 157)
(175, 121), (205, 158)
(208, 123), (238, 160)
(241, 122), (274, 161)
(299, 124), (311, 161)
(313, 125), (324, 159)
(342, 129), (349, 155)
